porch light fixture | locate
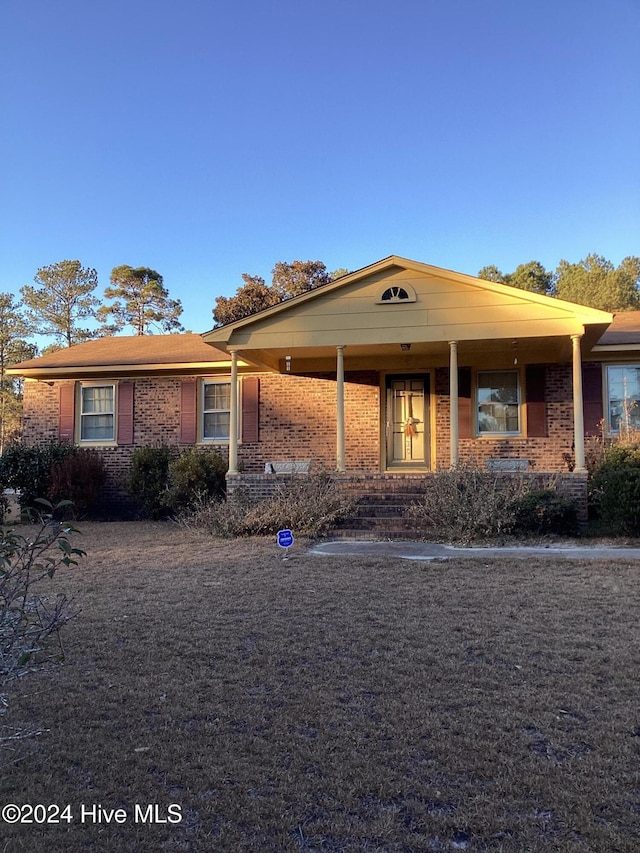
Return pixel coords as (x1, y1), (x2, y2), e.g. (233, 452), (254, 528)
(285, 355), (291, 372)
(400, 343), (411, 352)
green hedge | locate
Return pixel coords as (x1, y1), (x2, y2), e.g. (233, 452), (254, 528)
(589, 444), (640, 535)
(0, 441), (106, 517)
(127, 446), (227, 519)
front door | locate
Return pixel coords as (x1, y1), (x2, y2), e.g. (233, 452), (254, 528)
(385, 376), (430, 469)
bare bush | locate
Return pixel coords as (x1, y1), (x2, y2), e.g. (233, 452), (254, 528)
(182, 471), (354, 538)
(406, 461), (554, 541)
(1, 500), (85, 750)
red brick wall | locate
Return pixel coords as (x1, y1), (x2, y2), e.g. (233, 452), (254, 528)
(23, 376), (207, 507)
(435, 364), (576, 472)
(22, 380), (61, 444)
(22, 364), (579, 495)
(20, 372), (381, 499)
(240, 371), (380, 472)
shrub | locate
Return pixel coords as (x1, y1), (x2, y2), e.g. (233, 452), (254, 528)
(510, 489), (578, 536)
(167, 448), (227, 512)
(47, 451), (107, 518)
(183, 471), (353, 538)
(405, 462), (532, 541)
(182, 488), (253, 538)
(126, 446), (174, 519)
(588, 445), (640, 535)
(0, 441), (80, 510)
(127, 446), (228, 519)
(1, 499), (85, 748)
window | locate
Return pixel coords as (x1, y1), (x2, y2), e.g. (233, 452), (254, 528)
(477, 371), (520, 434)
(607, 365), (640, 433)
(376, 283), (416, 304)
(202, 381), (231, 441)
(80, 384), (115, 441)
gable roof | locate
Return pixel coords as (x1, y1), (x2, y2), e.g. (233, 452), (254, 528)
(203, 255), (614, 363)
(8, 333), (231, 379)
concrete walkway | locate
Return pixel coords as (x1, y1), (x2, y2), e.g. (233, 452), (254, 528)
(310, 539), (640, 561)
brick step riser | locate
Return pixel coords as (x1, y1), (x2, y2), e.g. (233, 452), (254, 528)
(333, 487), (426, 537)
(334, 516), (419, 530)
(342, 495), (423, 519)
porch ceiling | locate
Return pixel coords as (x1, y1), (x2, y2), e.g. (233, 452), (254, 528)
(236, 335), (577, 373)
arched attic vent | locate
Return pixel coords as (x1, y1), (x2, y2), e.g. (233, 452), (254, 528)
(376, 283), (417, 304)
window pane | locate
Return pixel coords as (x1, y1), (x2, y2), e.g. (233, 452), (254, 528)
(608, 366), (640, 432)
(202, 382), (232, 440)
(80, 385), (115, 441)
(81, 414), (114, 441)
(203, 412), (230, 440)
(82, 386), (113, 414)
(477, 371), (519, 433)
(204, 383), (230, 411)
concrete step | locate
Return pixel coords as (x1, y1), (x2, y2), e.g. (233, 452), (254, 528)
(329, 524), (422, 540)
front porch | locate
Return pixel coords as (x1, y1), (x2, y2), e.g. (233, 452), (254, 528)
(226, 470), (589, 538)
(206, 256), (610, 524)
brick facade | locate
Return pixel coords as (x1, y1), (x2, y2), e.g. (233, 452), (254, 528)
(23, 364), (580, 475)
(239, 371), (380, 472)
(22, 363), (585, 513)
(23, 376), (211, 509)
(435, 364), (576, 473)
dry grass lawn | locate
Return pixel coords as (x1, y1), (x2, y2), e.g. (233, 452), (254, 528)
(1, 522), (640, 852)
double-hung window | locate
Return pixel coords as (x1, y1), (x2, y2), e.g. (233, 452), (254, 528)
(80, 384), (115, 441)
(606, 365), (640, 433)
(202, 381), (232, 441)
(477, 370), (520, 435)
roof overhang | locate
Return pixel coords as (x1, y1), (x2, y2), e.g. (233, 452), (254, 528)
(8, 359), (255, 380)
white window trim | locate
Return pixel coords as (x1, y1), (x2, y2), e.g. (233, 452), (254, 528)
(475, 369), (522, 437)
(77, 381), (117, 445)
(199, 377), (240, 444)
(605, 364), (640, 435)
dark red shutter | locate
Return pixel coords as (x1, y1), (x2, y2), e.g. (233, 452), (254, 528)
(458, 367), (472, 439)
(241, 376), (260, 443)
(180, 381), (197, 443)
(117, 382), (134, 444)
(582, 364), (604, 436)
(526, 365), (547, 437)
(59, 383), (76, 442)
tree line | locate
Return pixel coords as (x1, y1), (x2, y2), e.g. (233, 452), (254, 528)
(478, 255), (640, 312)
(0, 260), (185, 447)
(0, 259), (347, 445)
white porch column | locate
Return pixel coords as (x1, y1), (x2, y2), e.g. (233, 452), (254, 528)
(572, 333), (587, 473)
(449, 340), (459, 468)
(336, 345), (346, 473)
(228, 350), (239, 474)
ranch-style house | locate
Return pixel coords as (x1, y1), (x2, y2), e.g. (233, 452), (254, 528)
(10, 256), (640, 521)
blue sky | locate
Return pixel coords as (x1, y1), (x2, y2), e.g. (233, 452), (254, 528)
(1, 0), (639, 336)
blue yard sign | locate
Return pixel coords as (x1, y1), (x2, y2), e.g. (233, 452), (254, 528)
(277, 528), (294, 549)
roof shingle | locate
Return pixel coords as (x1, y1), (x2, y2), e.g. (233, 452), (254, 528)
(596, 312), (640, 346)
(11, 334), (227, 371)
